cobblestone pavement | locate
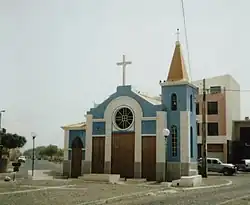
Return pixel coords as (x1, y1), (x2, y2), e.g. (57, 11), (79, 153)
(0, 179), (166, 205)
(111, 173), (250, 205)
(0, 173), (248, 205)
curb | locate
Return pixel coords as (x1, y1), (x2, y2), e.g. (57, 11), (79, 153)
(172, 179), (232, 191)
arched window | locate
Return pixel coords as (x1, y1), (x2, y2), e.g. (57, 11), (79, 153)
(171, 125), (177, 157)
(190, 95), (193, 112)
(190, 127), (193, 158)
(171, 94), (177, 111)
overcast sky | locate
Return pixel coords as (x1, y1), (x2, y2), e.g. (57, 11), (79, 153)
(0, 0), (249, 149)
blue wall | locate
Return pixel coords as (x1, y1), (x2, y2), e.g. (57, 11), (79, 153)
(166, 112), (180, 162)
(162, 84), (198, 163)
(87, 85), (162, 119)
(187, 86), (198, 161)
(92, 122), (105, 135)
(68, 130), (86, 148)
(162, 85), (186, 162)
(141, 120), (156, 134)
(161, 84), (189, 111)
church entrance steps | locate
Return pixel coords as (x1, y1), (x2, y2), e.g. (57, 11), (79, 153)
(171, 175), (202, 187)
(124, 178), (147, 184)
(79, 174), (120, 184)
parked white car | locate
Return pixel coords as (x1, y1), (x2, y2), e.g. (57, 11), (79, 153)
(18, 156), (26, 163)
(198, 157), (237, 176)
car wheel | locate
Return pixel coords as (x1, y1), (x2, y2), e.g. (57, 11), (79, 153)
(223, 168), (229, 176)
(223, 168), (233, 176)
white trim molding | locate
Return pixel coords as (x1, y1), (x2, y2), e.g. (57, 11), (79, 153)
(85, 114), (93, 163)
(180, 111), (190, 163)
(142, 134), (156, 136)
(104, 96), (143, 165)
(142, 117), (157, 121)
(92, 135), (105, 137)
(92, 118), (105, 122)
(197, 135), (228, 144)
(64, 130), (69, 160)
(156, 111), (167, 163)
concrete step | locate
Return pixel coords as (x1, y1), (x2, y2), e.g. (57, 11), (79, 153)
(79, 174), (120, 184)
(172, 175), (202, 187)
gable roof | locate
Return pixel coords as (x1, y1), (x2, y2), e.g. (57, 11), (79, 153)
(61, 122), (86, 130)
(132, 90), (161, 105)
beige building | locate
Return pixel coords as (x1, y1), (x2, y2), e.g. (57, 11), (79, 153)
(192, 74), (240, 162)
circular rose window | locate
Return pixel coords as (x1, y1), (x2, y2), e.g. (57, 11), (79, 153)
(115, 107), (134, 130)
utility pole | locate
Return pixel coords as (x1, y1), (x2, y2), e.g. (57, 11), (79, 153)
(201, 78), (208, 178)
(31, 133), (36, 177)
(0, 110), (5, 160)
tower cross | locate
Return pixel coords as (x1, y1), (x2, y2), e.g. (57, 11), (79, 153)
(176, 28), (180, 41)
(116, 55), (132, 86)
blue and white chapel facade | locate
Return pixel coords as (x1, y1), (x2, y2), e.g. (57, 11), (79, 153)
(62, 36), (198, 181)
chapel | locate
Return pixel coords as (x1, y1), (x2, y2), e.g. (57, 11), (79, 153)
(61, 31), (198, 181)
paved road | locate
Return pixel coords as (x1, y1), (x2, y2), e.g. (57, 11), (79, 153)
(6, 159), (62, 179)
(112, 173), (250, 205)
(19, 159), (62, 171)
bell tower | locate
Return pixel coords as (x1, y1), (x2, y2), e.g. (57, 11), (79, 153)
(160, 29), (198, 181)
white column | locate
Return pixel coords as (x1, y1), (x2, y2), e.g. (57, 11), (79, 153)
(64, 130), (69, 160)
(85, 114), (93, 162)
(180, 111), (190, 163)
(134, 114), (141, 163)
(105, 115), (112, 162)
(156, 111), (167, 163)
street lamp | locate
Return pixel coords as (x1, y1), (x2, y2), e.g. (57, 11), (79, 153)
(0, 110), (6, 130)
(163, 128), (170, 141)
(163, 128), (170, 181)
(31, 132), (36, 177)
(0, 110), (6, 160)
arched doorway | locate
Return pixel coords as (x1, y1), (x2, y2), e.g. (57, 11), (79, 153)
(71, 137), (83, 178)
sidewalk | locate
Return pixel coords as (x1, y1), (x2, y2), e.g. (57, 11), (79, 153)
(0, 176), (233, 205)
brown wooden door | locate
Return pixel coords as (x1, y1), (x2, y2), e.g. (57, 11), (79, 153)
(71, 137), (83, 178)
(142, 136), (156, 181)
(111, 132), (135, 178)
(92, 137), (105, 173)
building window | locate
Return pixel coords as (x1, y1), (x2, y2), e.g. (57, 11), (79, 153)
(210, 86), (221, 94)
(207, 122), (219, 136)
(171, 125), (177, 157)
(114, 107), (134, 130)
(190, 95), (193, 112)
(207, 101), (218, 115)
(196, 103), (199, 115)
(190, 126), (193, 158)
(171, 94), (177, 111)
(197, 122), (200, 136)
